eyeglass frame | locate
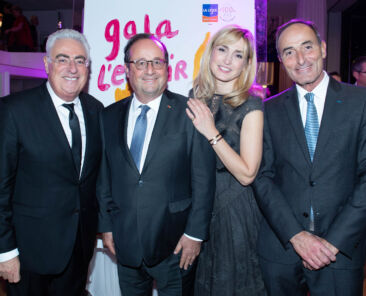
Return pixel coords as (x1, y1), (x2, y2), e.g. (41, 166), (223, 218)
(126, 58), (167, 70)
(47, 54), (90, 68)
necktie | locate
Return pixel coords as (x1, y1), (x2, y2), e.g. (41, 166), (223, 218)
(130, 105), (150, 170)
(304, 92), (318, 231)
(62, 103), (82, 176)
(304, 93), (319, 161)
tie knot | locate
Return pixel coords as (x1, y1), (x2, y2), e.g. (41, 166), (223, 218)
(62, 103), (75, 112)
(304, 93), (314, 103)
(139, 105), (150, 116)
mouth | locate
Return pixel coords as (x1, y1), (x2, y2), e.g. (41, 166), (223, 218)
(64, 77), (78, 81)
(296, 65), (312, 73)
(218, 65), (231, 73)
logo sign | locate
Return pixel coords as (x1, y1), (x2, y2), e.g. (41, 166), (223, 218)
(202, 4), (218, 22)
(220, 4), (236, 22)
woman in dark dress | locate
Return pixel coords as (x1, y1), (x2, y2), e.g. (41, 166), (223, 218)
(186, 25), (266, 295)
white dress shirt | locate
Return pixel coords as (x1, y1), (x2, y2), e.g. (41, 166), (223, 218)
(127, 94), (162, 173)
(0, 82), (87, 263)
(297, 71), (329, 127)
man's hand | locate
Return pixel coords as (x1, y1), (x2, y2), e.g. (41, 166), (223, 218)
(0, 256), (20, 283)
(102, 232), (116, 256)
(318, 237), (339, 256)
(174, 235), (201, 270)
(290, 231), (336, 270)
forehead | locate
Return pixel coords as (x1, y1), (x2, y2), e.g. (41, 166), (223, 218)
(129, 39), (165, 59)
(278, 23), (318, 49)
(50, 38), (87, 57)
(217, 38), (246, 51)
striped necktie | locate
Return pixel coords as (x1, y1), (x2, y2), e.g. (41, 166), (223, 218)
(304, 92), (318, 231)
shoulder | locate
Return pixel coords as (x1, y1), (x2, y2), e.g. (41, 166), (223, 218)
(80, 92), (104, 110)
(1, 85), (45, 108)
(102, 96), (131, 116)
(164, 89), (188, 108)
(263, 87), (294, 109)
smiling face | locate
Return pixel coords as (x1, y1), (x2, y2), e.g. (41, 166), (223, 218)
(278, 23), (326, 92)
(43, 38), (89, 102)
(125, 38), (168, 103)
(209, 38), (247, 94)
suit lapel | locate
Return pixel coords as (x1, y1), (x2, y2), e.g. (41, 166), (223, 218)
(312, 79), (343, 164)
(118, 97), (138, 173)
(283, 86), (312, 164)
(142, 91), (173, 172)
(39, 85), (77, 176)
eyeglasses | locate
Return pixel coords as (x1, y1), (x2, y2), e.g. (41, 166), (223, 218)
(357, 71), (366, 74)
(48, 56), (89, 67)
(127, 59), (167, 70)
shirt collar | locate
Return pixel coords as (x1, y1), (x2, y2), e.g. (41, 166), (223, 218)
(46, 81), (81, 108)
(296, 71), (329, 101)
(131, 93), (163, 114)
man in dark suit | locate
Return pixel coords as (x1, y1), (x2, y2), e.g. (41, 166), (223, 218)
(253, 19), (366, 295)
(0, 29), (103, 295)
(98, 33), (215, 296)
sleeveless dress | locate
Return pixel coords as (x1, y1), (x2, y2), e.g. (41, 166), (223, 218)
(194, 95), (267, 296)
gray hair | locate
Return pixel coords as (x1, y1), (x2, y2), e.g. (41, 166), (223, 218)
(46, 29), (91, 61)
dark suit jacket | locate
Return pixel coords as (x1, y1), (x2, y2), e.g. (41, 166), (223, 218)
(97, 90), (216, 267)
(253, 78), (366, 269)
(0, 83), (103, 274)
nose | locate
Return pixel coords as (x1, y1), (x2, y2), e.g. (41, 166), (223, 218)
(223, 53), (232, 65)
(296, 50), (305, 65)
(68, 60), (78, 73)
(145, 61), (155, 74)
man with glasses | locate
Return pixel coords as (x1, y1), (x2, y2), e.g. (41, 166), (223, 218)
(97, 33), (215, 296)
(352, 56), (366, 87)
(0, 29), (103, 295)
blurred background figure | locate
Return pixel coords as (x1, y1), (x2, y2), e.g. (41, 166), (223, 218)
(5, 5), (33, 52)
(29, 15), (39, 51)
(0, 2), (14, 50)
(352, 56), (366, 87)
(329, 71), (342, 82)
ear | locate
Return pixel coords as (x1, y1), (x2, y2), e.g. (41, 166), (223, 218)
(125, 64), (129, 79)
(43, 56), (50, 74)
(321, 41), (327, 59)
(353, 71), (359, 81)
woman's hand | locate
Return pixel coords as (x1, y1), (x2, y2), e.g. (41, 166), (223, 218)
(186, 98), (218, 140)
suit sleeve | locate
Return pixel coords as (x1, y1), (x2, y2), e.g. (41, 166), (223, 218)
(96, 113), (114, 233)
(324, 99), (366, 256)
(0, 100), (18, 252)
(253, 106), (304, 247)
(184, 128), (216, 241)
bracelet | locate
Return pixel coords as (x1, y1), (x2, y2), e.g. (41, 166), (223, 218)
(209, 133), (223, 145)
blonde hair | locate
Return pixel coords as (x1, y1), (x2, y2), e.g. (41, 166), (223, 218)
(193, 25), (257, 107)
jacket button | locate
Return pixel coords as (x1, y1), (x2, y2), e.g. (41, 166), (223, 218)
(309, 181), (316, 186)
(138, 180), (143, 186)
(303, 212), (309, 218)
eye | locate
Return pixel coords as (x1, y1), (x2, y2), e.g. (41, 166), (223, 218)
(304, 45), (313, 50)
(137, 60), (147, 67)
(56, 57), (69, 64)
(284, 49), (294, 57)
(153, 59), (162, 66)
(217, 46), (226, 53)
(75, 58), (86, 65)
(235, 53), (243, 59)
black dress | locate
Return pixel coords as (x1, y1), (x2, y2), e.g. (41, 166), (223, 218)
(194, 95), (267, 296)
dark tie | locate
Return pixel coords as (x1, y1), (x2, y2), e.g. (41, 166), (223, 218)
(62, 103), (82, 176)
(304, 92), (319, 231)
(130, 105), (150, 170)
